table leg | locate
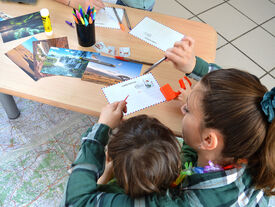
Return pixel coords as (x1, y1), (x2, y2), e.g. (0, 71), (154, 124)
(0, 93), (20, 119)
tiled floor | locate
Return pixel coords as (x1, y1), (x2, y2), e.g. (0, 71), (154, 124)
(153, 0), (275, 90)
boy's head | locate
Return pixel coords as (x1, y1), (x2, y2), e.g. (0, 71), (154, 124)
(107, 115), (181, 198)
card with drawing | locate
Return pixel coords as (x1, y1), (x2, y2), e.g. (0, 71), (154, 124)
(129, 17), (184, 51)
(102, 73), (166, 115)
(95, 7), (124, 29)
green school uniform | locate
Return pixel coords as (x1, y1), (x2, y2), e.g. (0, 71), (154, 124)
(62, 58), (274, 206)
(63, 123), (274, 207)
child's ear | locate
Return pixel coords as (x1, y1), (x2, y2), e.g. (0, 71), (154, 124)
(200, 129), (219, 150)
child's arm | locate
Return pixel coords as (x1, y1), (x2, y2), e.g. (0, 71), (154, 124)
(64, 101), (133, 206)
(165, 36), (221, 78)
(53, 0), (105, 10)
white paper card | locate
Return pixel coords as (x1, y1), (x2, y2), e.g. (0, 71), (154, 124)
(102, 73), (166, 115)
(129, 17), (184, 51)
(95, 7), (123, 29)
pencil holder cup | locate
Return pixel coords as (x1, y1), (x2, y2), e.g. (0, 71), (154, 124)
(76, 22), (96, 47)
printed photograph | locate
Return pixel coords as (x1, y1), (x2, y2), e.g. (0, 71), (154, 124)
(5, 37), (38, 81)
(0, 11), (11, 21)
(0, 11), (44, 43)
(82, 54), (142, 86)
(40, 47), (97, 78)
(33, 37), (69, 79)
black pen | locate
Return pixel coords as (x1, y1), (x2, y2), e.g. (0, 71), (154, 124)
(143, 57), (167, 74)
(123, 8), (131, 30)
(80, 57), (116, 67)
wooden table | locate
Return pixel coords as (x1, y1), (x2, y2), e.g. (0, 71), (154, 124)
(0, 0), (217, 136)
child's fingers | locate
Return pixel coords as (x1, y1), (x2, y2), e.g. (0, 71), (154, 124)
(90, 0), (105, 10)
(175, 37), (194, 51)
(165, 50), (184, 66)
(123, 105), (127, 113)
(116, 101), (127, 113)
(167, 46), (185, 59)
(181, 41), (191, 52)
(173, 40), (184, 48)
(109, 101), (120, 111)
(174, 41), (188, 52)
(182, 36), (195, 48)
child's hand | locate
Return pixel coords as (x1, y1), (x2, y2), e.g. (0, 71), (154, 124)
(85, 0), (105, 11)
(97, 161), (114, 184)
(98, 101), (127, 129)
(165, 36), (196, 74)
(97, 151), (114, 184)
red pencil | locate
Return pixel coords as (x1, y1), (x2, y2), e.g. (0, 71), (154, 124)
(124, 95), (129, 102)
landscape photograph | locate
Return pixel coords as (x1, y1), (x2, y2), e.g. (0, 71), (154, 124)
(33, 37), (69, 79)
(82, 54), (142, 86)
(5, 37), (38, 80)
(40, 47), (97, 78)
(0, 12), (44, 43)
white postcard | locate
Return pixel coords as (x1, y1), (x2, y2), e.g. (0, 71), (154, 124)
(102, 73), (166, 115)
(129, 17), (184, 51)
(95, 7), (123, 29)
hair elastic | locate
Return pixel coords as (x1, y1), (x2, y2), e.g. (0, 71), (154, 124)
(260, 87), (275, 123)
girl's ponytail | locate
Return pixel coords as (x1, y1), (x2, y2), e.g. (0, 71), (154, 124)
(251, 88), (275, 195)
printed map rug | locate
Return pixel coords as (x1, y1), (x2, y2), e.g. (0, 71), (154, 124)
(0, 97), (98, 206)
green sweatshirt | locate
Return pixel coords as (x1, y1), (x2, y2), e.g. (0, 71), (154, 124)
(63, 58), (274, 206)
(63, 123), (273, 207)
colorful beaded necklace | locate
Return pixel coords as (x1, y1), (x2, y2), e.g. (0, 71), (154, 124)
(171, 159), (247, 187)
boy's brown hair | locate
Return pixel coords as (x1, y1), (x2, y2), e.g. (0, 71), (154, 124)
(107, 115), (181, 198)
